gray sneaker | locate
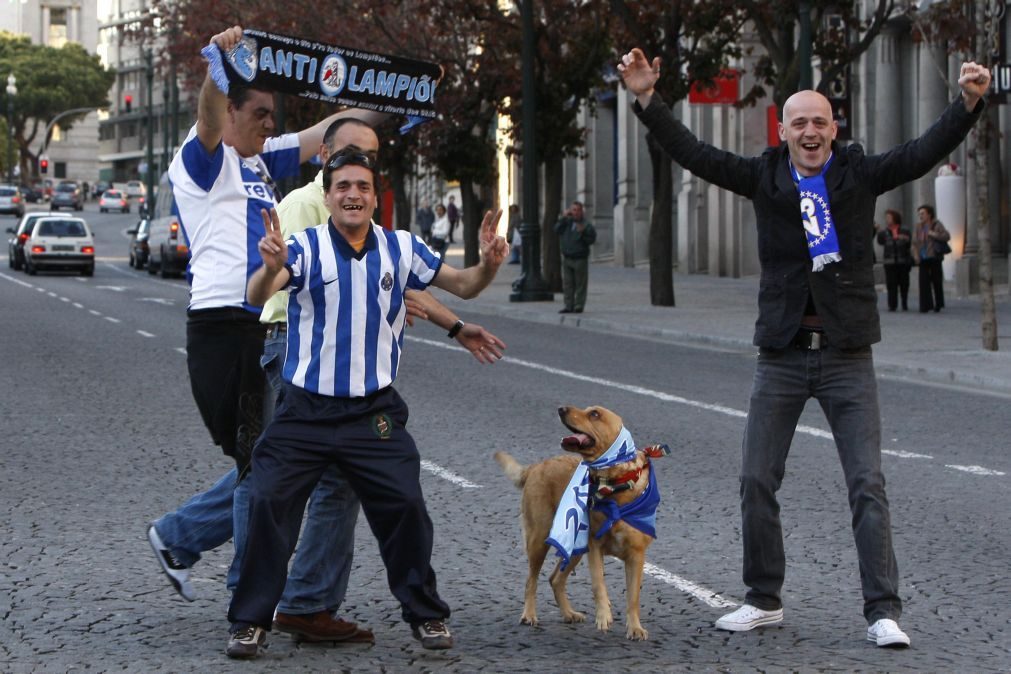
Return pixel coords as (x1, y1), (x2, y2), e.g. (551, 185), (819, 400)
(226, 626), (267, 659)
(715, 604), (784, 631)
(866, 619), (910, 648)
(147, 525), (195, 601)
(411, 620), (453, 649)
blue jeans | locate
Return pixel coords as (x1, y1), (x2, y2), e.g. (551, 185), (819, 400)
(154, 333), (361, 615)
(740, 345), (901, 623)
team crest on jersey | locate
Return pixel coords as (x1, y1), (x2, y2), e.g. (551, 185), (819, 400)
(372, 414), (392, 439)
(226, 36), (259, 82)
(381, 271), (393, 291)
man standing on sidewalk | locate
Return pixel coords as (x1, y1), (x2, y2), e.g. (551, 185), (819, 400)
(619, 47), (990, 648)
(555, 200), (596, 314)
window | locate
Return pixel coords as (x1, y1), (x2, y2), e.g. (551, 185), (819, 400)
(54, 162), (67, 179)
(48, 7), (68, 48)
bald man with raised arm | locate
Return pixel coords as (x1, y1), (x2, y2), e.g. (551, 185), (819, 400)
(619, 47), (990, 647)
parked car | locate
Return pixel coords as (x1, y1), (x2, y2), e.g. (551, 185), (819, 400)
(52, 181), (84, 211)
(0, 184), (26, 217)
(7, 211), (53, 270)
(99, 189), (130, 213)
(125, 180), (147, 206)
(20, 184), (42, 203)
(33, 179), (53, 202)
(23, 215), (95, 276)
(91, 180), (111, 200)
(146, 173), (188, 278)
(127, 215), (150, 269)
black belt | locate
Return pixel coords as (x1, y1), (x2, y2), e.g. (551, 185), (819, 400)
(792, 329), (828, 350)
(265, 323), (287, 338)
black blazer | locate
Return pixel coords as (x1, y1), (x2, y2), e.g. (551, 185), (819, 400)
(634, 95), (983, 349)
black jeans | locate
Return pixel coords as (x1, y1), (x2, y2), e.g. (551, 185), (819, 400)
(740, 345), (901, 623)
(228, 384), (450, 630)
(883, 263), (911, 311)
(918, 257), (945, 312)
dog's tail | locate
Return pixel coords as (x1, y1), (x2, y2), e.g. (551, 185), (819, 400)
(493, 451), (526, 489)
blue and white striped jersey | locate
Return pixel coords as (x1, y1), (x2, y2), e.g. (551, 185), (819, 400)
(281, 221), (443, 397)
(168, 125), (301, 313)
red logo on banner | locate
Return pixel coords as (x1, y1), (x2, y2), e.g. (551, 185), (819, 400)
(688, 70), (740, 105)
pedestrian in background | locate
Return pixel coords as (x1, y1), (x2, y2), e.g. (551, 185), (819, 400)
(416, 200), (435, 244)
(619, 47), (990, 648)
(507, 204), (521, 264)
(430, 203), (450, 256)
(913, 204), (950, 313)
(875, 209), (912, 311)
(446, 194), (459, 243)
(555, 200), (596, 313)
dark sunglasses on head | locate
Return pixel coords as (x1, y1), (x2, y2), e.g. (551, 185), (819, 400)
(326, 151), (376, 172)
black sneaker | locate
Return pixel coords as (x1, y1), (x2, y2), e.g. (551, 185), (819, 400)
(411, 620), (453, 650)
(226, 626), (267, 659)
(147, 525), (195, 601)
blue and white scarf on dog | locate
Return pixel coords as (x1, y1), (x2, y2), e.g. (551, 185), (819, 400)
(790, 154), (840, 272)
(546, 426), (637, 570)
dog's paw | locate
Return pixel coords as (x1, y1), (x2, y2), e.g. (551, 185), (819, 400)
(519, 613), (539, 626)
(595, 612), (613, 632)
(562, 610), (586, 624)
(626, 625), (649, 641)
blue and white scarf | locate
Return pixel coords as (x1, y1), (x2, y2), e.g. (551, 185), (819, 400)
(790, 154), (840, 272)
(546, 426), (637, 570)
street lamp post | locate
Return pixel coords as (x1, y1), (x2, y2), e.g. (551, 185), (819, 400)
(6, 74), (16, 185)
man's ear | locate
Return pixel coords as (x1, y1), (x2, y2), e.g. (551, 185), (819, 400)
(778, 122), (786, 142)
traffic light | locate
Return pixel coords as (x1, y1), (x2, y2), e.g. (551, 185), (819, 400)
(39, 157), (48, 174)
(124, 94), (132, 113)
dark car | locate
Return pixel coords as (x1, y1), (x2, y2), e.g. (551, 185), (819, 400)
(146, 173), (188, 278)
(127, 216), (150, 269)
(92, 181), (111, 200)
(20, 184), (42, 203)
(52, 181), (84, 211)
(0, 184), (26, 217)
(7, 212), (52, 270)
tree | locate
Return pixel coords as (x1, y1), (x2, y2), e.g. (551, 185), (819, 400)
(609, 0), (748, 305)
(0, 32), (115, 179)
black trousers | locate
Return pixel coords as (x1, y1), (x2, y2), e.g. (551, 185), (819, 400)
(918, 258), (945, 312)
(228, 384), (450, 630)
(883, 264), (910, 311)
(186, 307), (266, 471)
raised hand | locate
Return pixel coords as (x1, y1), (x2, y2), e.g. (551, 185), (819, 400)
(617, 48), (661, 101)
(958, 61), (992, 111)
(210, 25), (243, 51)
(478, 208), (508, 267)
(257, 208), (287, 273)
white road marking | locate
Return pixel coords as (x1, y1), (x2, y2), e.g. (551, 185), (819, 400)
(89, 309), (101, 316)
(0, 271), (33, 288)
(420, 460), (482, 489)
(60, 296), (70, 303)
(73, 302), (84, 309)
(175, 347), (187, 355)
(95, 285), (127, 292)
(642, 563), (737, 609)
(104, 316), (121, 324)
(139, 297), (177, 305)
(945, 464), (1005, 476)
(137, 330), (155, 338)
(883, 449), (932, 459)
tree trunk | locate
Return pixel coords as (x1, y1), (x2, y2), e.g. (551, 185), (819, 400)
(647, 135), (675, 306)
(973, 102), (999, 351)
(460, 178), (481, 267)
(541, 155), (563, 293)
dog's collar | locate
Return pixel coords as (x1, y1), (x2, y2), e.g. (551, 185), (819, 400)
(591, 445), (670, 498)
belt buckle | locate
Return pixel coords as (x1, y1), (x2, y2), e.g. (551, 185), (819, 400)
(810, 332), (822, 350)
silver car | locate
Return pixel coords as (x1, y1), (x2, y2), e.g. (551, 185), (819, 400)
(0, 184), (26, 217)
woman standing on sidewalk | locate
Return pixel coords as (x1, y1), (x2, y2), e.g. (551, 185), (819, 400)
(913, 204), (950, 313)
(876, 209), (912, 311)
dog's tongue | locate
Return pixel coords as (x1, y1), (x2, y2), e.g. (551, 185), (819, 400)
(561, 433), (592, 449)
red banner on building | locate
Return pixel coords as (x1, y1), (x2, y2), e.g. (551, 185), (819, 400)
(688, 70), (740, 105)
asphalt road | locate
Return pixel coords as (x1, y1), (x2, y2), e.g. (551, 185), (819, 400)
(2, 204), (1009, 673)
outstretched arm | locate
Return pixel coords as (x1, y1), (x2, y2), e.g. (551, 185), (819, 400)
(959, 62), (991, 113)
(196, 26), (243, 154)
(405, 289), (506, 363)
(296, 110), (387, 163)
(430, 209), (508, 299)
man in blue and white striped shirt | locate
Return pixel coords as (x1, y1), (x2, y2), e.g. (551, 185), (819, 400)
(225, 146), (508, 658)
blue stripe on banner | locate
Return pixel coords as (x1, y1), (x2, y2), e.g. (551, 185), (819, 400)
(305, 230), (325, 392)
(180, 136), (224, 192)
(363, 247), (382, 395)
(334, 239), (353, 396)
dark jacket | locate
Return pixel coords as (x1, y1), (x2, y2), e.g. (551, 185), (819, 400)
(876, 227), (913, 267)
(555, 217), (597, 259)
(634, 95), (982, 349)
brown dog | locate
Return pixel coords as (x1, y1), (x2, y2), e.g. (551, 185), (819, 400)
(494, 405), (665, 640)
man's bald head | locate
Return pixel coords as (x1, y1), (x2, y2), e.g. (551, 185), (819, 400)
(779, 90), (838, 177)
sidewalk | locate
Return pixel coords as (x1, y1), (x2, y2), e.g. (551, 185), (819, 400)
(437, 247), (1011, 395)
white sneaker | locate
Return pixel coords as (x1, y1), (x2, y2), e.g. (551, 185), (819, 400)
(715, 604), (784, 631)
(147, 525), (196, 601)
(866, 618), (910, 648)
